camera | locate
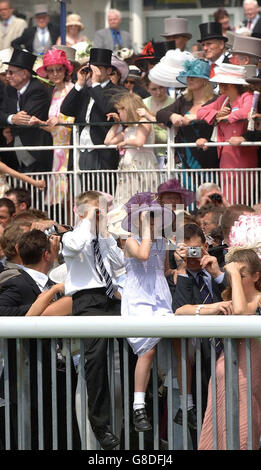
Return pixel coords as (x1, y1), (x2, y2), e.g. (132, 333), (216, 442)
(187, 246), (202, 258)
(209, 193), (222, 204)
(44, 224), (59, 238)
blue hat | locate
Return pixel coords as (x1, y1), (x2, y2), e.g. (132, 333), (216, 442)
(176, 59), (210, 85)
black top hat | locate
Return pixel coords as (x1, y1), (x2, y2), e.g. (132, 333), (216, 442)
(89, 48), (112, 67)
(3, 48), (36, 72)
(198, 22), (228, 43)
(152, 40), (176, 60)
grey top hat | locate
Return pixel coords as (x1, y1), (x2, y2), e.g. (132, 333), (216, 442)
(245, 64), (261, 84)
(160, 17), (192, 40)
(232, 34), (261, 58)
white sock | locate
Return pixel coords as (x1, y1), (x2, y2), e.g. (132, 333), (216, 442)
(133, 392), (146, 411)
(179, 394), (194, 410)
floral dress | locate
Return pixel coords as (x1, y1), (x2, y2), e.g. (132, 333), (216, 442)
(47, 82), (75, 205)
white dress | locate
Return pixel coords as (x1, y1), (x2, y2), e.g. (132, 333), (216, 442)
(121, 237), (173, 357)
(114, 125), (158, 205)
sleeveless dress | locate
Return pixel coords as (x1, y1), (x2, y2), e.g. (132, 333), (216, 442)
(114, 125), (158, 205)
(121, 237), (173, 357)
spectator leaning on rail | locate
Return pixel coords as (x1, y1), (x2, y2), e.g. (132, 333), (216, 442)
(0, 0), (27, 50)
(0, 48), (53, 173)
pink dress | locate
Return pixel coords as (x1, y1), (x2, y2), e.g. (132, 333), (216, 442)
(199, 339), (261, 450)
(197, 92), (257, 204)
(47, 82), (75, 204)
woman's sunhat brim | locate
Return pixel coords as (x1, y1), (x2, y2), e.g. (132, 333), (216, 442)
(121, 204), (175, 234)
(176, 73), (210, 85)
(209, 75), (248, 85)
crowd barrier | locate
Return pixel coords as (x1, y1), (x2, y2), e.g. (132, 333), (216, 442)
(1, 123), (261, 225)
(0, 316), (260, 451)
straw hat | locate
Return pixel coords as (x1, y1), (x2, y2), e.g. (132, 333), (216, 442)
(160, 17), (192, 40)
(66, 13), (84, 31)
(209, 63), (248, 85)
(148, 48), (193, 88)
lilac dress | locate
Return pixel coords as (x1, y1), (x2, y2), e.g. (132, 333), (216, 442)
(121, 237), (173, 357)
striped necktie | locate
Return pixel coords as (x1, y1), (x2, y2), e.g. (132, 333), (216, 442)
(92, 237), (114, 298)
(196, 272), (223, 356)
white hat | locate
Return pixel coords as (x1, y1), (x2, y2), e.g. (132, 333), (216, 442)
(148, 49), (193, 88)
(0, 47), (13, 73)
(210, 63), (248, 85)
(72, 41), (92, 65)
(49, 263), (67, 284)
(107, 204), (130, 239)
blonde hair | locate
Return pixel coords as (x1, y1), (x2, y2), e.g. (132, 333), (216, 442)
(115, 93), (151, 123)
(184, 79), (215, 103)
(76, 190), (106, 207)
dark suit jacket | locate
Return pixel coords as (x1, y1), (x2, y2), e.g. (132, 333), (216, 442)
(61, 81), (122, 170)
(168, 270), (226, 312)
(0, 268), (80, 449)
(11, 23), (59, 52)
(0, 78), (53, 172)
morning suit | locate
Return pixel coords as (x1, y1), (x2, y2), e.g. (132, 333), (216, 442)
(168, 270), (227, 418)
(0, 16), (27, 50)
(0, 77), (53, 172)
(61, 81), (122, 171)
(11, 23), (59, 52)
(93, 28), (132, 51)
(0, 268), (80, 449)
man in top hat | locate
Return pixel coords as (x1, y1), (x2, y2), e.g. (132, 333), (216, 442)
(11, 4), (59, 55)
(0, 48), (53, 173)
(0, 1), (27, 50)
(94, 8), (132, 52)
(230, 34), (261, 66)
(198, 22), (231, 78)
(61, 48), (123, 178)
(160, 17), (192, 52)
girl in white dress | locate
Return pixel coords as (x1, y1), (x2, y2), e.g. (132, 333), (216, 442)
(121, 192), (174, 432)
(104, 93), (158, 205)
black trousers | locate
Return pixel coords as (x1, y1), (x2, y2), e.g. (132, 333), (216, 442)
(72, 288), (117, 429)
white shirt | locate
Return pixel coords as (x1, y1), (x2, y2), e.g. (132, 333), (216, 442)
(36, 26), (50, 44)
(75, 80), (110, 153)
(22, 266), (48, 292)
(62, 218), (125, 296)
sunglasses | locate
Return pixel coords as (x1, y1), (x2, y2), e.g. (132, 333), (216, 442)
(125, 79), (135, 84)
(46, 66), (64, 74)
(109, 70), (118, 76)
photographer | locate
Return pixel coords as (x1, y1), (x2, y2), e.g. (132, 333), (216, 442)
(167, 224), (227, 428)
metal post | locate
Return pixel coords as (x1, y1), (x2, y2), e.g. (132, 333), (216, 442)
(59, 1), (67, 45)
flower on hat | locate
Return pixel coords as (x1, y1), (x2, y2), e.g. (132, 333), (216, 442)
(36, 49), (74, 77)
(228, 214), (261, 259)
(72, 41), (93, 65)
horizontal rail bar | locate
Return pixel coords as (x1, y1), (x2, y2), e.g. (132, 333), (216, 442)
(0, 316), (260, 338)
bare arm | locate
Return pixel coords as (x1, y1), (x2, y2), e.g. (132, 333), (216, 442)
(0, 161), (45, 189)
(117, 122), (151, 149)
(225, 262), (260, 314)
(26, 283), (71, 316)
(175, 301), (233, 315)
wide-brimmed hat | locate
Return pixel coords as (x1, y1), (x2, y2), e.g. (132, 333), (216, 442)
(107, 204), (130, 239)
(225, 31), (235, 49)
(89, 48), (112, 67)
(228, 214), (261, 259)
(157, 179), (196, 207)
(4, 48), (36, 72)
(0, 47), (13, 73)
(134, 40), (176, 66)
(66, 13), (84, 30)
(198, 22), (228, 43)
(52, 45), (79, 67)
(209, 63), (248, 85)
(160, 17), (192, 40)
(177, 58), (211, 85)
(36, 49), (74, 77)
(122, 192), (175, 234)
(34, 4), (48, 16)
(72, 41), (92, 65)
(148, 48), (193, 88)
(245, 64), (261, 84)
(111, 54), (129, 83)
(232, 34), (261, 59)
(127, 65), (142, 80)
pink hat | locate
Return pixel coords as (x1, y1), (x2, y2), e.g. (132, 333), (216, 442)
(36, 49), (74, 78)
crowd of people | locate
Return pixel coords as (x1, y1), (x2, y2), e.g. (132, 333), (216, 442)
(0, 0), (261, 452)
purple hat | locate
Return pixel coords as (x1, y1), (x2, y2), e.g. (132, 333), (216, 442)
(122, 192), (175, 234)
(157, 179), (195, 207)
